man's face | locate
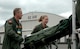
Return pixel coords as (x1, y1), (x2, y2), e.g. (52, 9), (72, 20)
(16, 9), (23, 19)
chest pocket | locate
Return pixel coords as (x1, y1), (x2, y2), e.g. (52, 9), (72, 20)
(16, 25), (22, 36)
(12, 24), (17, 33)
(12, 24), (22, 36)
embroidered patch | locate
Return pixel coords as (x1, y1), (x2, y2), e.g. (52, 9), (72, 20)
(17, 30), (21, 34)
(8, 20), (12, 24)
(18, 26), (22, 29)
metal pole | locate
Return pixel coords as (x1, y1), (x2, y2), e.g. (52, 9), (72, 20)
(72, 0), (77, 49)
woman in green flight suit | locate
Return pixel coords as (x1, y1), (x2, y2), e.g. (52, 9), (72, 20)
(31, 15), (48, 49)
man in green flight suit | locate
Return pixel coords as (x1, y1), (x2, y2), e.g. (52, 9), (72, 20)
(2, 8), (23, 49)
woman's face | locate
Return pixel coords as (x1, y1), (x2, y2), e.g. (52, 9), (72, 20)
(42, 16), (48, 25)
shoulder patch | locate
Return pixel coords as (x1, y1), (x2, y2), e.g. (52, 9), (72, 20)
(8, 20), (12, 24)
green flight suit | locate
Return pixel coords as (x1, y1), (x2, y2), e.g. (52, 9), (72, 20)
(31, 23), (48, 49)
(2, 17), (23, 49)
(31, 23), (48, 34)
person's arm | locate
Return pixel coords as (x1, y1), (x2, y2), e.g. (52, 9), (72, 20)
(31, 26), (39, 34)
(5, 21), (23, 43)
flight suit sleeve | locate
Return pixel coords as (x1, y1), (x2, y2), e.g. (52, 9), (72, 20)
(31, 26), (39, 34)
(5, 21), (23, 43)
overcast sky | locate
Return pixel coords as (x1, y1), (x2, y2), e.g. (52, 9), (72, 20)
(0, 0), (72, 26)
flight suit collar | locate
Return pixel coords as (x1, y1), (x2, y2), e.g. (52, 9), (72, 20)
(13, 17), (19, 25)
(40, 23), (48, 29)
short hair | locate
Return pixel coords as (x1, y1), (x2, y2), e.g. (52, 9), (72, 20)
(13, 8), (21, 16)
